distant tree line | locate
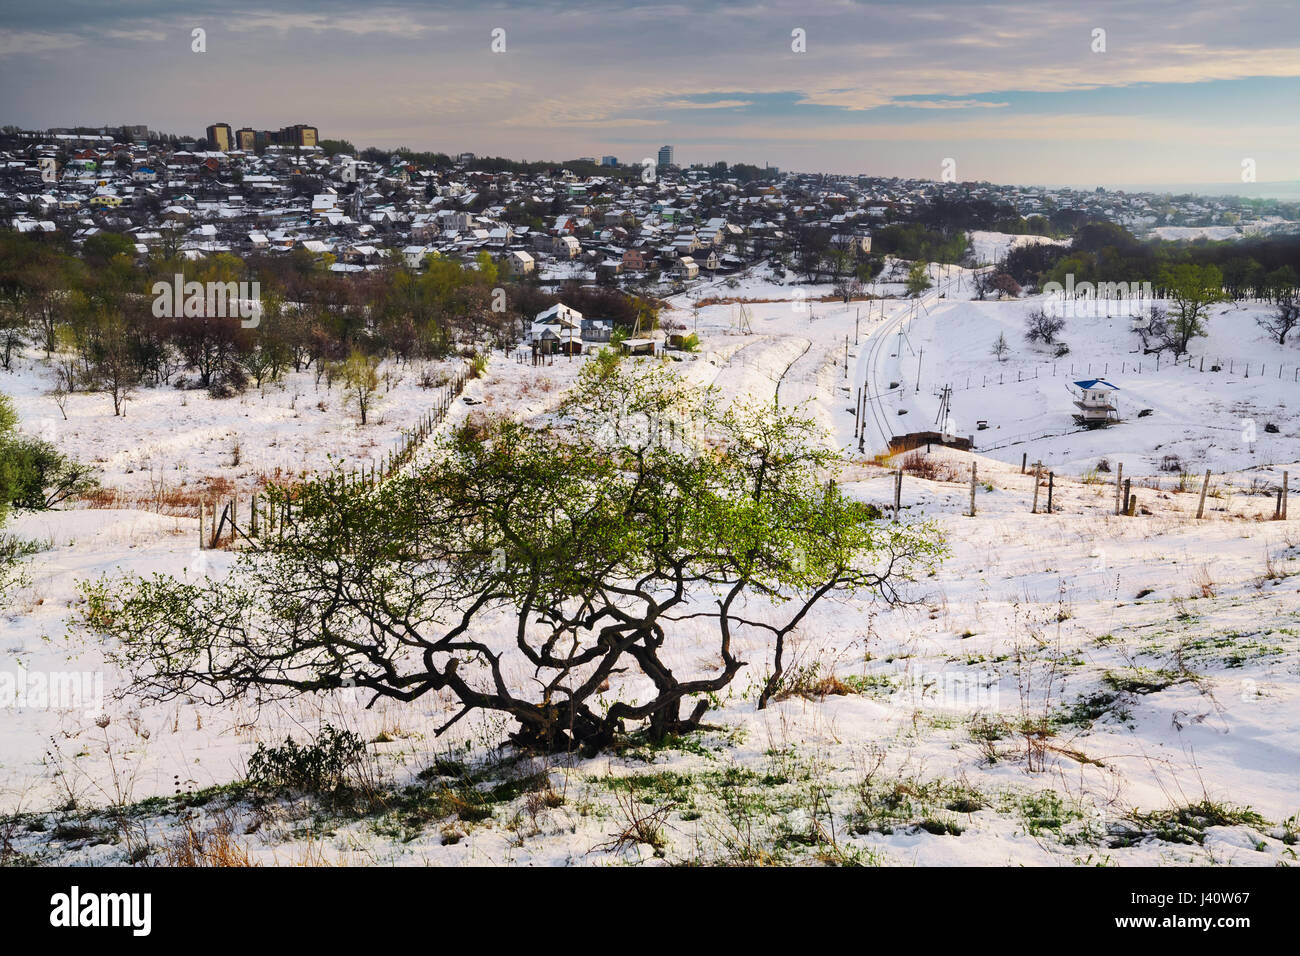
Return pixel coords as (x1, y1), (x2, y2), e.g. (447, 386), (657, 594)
(1000, 222), (1300, 303)
(0, 231), (664, 413)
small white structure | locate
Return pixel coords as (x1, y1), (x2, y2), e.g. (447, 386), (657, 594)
(402, 245), (431, 269)
(1072, 379), (1120, 425)
(619, 337), (663, 357)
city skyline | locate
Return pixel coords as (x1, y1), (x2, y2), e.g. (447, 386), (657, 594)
(2, 0), (1299, 188)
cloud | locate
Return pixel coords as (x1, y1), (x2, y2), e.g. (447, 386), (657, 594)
(660, 99), (754, 110)
(890, 99), (1010, 110)
(225, 11), (443, 35)
(2, 0), (1297, 182)
(104, 29), (168, 43)
(0, 31), (84, 57)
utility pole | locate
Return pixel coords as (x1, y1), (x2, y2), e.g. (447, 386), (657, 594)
(935, 384), (952, 437)
(915, 347), (923, 393)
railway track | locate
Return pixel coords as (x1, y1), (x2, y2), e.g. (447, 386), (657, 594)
(857, 266), (976, 452)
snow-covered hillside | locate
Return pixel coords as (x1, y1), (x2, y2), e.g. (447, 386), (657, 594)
(869, 296), (1299, 477)
(1, 265), (1297, 867)
(967, 230), (1069, 266)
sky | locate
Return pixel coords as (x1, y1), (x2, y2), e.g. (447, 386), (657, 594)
(1, 0), (1298, 187)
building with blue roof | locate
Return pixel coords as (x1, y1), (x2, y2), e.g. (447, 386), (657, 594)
(1072, 379), (1120, 425)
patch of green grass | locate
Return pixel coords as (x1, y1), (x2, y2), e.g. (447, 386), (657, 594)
(604, 771), (697, 806)
(1102, 667), (1189, 695)
(840, 673), (899, 699)
(126, 780), (252, 817)
(1017, 790), (1083, 839)
(1115, 801), (1268, 847)
(49, 819), (110, 844)
(613, 725), (737, 763)
(1058, 689), (1133, 729)
(417, 757), (470, 780)
(1179, 631), (1287, 668)
(852, 778), (988, 837)
(369, 758), (548, 841)
(917, 816), (965, 836)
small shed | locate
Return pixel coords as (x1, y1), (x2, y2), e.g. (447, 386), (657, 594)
(533, 327), (584, 355)
(1072, 379), (1120, 425)
(620, 337), (661, 357)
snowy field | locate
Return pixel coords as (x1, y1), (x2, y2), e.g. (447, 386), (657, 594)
(1, 357), (470, 499)
(967, 230), (1069, 266)
(1, 257), (1298, 866)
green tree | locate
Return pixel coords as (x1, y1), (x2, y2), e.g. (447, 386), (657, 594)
(316, 139), (357, 157)
(1161, 264), (1225, 355)
(0, 392), (18, 526)
(338, 348), (380, 425)
(0, 392), (32, 604)
(906, 261), (932, 297)
(80, 364), (945, 752)
(0, 437), (98, 510)
(0, 304), (24, 370)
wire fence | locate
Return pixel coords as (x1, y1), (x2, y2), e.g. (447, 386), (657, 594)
(943, 350), (1300, 394)
(200, 362), (471, 551)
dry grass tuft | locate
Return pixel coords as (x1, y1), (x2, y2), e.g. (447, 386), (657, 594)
(158, 811), (258, 867)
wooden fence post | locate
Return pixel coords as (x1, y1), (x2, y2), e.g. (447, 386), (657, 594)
(969, 461), (977, 516)
(1123, 478), (1132, 516)
(198, 499), (205, 550)
(1021, 452), (1027, 474)
(1031, 463), (1041, 514)
(1114, 462), (1123, 515)
(1196, 469), (1210, 519)
(1283, 471), (1289, 519)
(893, 469), (902, 522)
(1046, 472), (1054, 514)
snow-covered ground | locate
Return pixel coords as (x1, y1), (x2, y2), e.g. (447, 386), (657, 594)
(2, 357), (469, 499)
(967, 230), (1069, 266)
(865, 296), (1299, 477)
(2, 265), (1297, 866)
(1151, 225), (1255, 242)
